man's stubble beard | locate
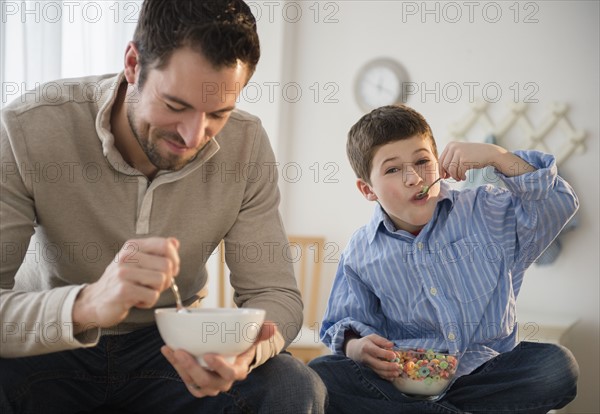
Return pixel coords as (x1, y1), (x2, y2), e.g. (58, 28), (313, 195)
(126, 104), (192, 172)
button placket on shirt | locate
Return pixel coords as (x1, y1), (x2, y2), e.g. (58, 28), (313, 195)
(419, 238), (461, 354)
(418, 240), (439, 299)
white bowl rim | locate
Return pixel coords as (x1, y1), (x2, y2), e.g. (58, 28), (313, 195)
(154, 307), (266, 316)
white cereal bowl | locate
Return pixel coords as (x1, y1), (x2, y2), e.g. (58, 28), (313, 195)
(155, 308), (266, 367)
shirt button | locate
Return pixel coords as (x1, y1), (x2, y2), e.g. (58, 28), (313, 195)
(447, 333), (456, 341)
(430, 287), (438, 296)
(417, 242), (424, 250)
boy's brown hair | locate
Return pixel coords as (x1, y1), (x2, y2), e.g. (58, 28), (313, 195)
(347, 104), (438, 184)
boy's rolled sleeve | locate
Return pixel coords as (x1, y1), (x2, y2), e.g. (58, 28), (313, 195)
(492, 150), (578, 270)
(320, 252), (387, 355)
(322, 318), (381, 355)
(497, 150), (559, 200)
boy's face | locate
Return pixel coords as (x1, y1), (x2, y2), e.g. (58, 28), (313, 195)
(357, 135), (441, 234)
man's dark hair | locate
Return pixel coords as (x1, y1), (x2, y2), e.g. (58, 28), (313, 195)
(133, 0), (260, 88)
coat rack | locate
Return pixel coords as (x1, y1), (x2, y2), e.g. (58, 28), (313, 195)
(448, 101), (587, 165)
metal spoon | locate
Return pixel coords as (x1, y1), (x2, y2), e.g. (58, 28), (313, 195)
(170, 278), (189, 313)
(415, 177), (443, 200)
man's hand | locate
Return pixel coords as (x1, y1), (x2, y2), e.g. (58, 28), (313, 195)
(72, 237), (180, 333)
(161, 321), (277, 397)
(345, 334), (399, 381)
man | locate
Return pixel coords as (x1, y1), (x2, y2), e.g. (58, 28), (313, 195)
(0, 0), (326, 412)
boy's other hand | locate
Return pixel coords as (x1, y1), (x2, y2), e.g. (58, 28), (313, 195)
(345, 334), (400, 381)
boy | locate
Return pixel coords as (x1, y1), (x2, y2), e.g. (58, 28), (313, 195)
(309, 105), (579, 413)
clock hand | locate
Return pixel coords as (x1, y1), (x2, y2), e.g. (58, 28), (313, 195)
(363, 79), (396, 96)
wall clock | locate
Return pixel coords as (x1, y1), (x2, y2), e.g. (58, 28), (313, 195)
(354, 58), (410, 112)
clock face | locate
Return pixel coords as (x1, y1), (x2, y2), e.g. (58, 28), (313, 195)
(354, 59), (409, 112)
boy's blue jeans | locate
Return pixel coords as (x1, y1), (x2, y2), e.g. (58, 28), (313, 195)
(0, 325), (327, 413)
(308, 341), (578, 414)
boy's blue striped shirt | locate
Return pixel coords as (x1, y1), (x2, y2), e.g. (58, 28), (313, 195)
(320, 150), (579, 378)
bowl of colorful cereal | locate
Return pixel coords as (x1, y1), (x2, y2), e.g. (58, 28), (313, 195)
(390, 348), (458, 396)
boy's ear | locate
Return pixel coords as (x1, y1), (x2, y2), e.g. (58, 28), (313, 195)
(356, 179), (378, 201)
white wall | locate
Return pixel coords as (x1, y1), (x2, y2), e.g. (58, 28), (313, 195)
(243, 1), (599, 411)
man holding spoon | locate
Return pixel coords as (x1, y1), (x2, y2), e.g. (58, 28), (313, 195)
(0, 1), (326, 412)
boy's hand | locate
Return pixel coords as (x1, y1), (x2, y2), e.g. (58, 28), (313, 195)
(439, 142), (535, 181)
(345, 334), (400, 381)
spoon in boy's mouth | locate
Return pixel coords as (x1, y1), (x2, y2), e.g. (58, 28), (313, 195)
(415, 177), (443, 200)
